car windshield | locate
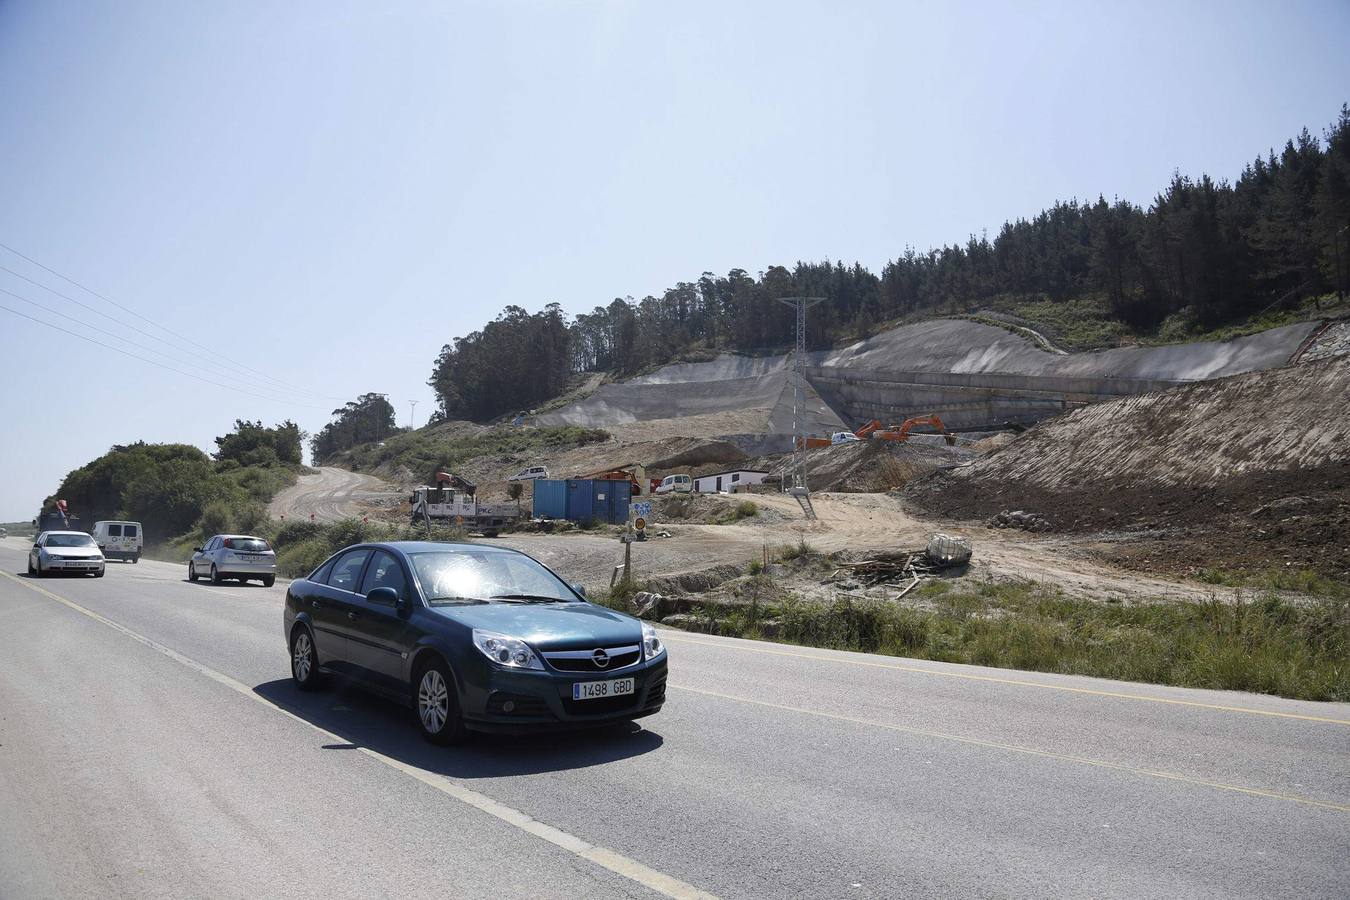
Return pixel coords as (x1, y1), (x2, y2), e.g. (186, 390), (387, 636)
(225, 538), (271, 552)
(408, 550), (578, 606)
(47, 534), (96, 548)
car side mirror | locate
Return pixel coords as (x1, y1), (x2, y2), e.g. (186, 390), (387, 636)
(571, 582), (587, 598)
(192, 547), (202, 553)
(32, 544), (41, 551)
(367, 586), (402, 609)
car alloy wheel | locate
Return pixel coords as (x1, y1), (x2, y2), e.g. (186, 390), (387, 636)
(415, 661), (465, 745)
(291, 629), (321, 689)
(418, 668), (449, 733)
(210, 564), (221, 585)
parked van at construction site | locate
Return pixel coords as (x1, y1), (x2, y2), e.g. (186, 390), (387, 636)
(92, 520), (143, 562)
(656, 474), (692, 494)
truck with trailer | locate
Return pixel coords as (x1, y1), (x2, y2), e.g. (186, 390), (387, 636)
(409, 472), (518, 536)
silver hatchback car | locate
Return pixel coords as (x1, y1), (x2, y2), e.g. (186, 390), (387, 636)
(189, 534), (277, 586)
(29, 531), (106, 577)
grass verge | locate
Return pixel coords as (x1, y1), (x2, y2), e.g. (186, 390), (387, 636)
(612, 577), (1349, 702)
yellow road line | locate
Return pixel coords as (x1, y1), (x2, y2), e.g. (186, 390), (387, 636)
(669, 683), (1350, 814)
(0, 571), (717, 900)
(660, 634), (1350, 726)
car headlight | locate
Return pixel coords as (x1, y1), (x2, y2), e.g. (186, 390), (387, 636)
(471, 629), (543, 670)
(642, 623), (665, 660)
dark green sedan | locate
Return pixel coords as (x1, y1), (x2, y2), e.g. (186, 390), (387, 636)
(283, 541), (666, 743)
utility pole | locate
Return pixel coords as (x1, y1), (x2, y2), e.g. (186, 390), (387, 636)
(777, 296), (824, 520)
(409, 399), (419, 430)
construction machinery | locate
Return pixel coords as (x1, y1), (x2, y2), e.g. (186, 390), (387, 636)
(410, 471), (517, 535)
(859, 415), (957, 445)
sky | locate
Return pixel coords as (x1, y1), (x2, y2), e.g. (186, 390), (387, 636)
(1, 0), (1348, 520)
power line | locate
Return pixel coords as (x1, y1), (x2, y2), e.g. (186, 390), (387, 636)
(0, 285), (322, 409)
(0, 267), (330, 402)
(0, 302), (332, 411)
(0, 240), (350, 402)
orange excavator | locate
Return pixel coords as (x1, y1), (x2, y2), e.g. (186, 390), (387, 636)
(865, 414), (956, 445)
(796, 414), (955, 448)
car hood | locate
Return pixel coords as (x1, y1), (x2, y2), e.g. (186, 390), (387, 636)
(431, 602), (642, 651)
(45, 546), (101, 558)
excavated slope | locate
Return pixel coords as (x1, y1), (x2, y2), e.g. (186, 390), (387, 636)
(943, 355), (1349, 491)
(537, 318), (1320, 437)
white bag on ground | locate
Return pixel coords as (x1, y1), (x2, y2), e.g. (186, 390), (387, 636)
(926, 533), (972, 566)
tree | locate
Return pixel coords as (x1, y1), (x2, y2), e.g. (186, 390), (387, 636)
(311, 394), (398, 460)
(420, 109), (1345, 416)
(215, 419), (304, 467)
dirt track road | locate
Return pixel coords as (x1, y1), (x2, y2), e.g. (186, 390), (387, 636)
(494, 492), (1216, 603)
(272, 469), (1214, 601)
(268, 467), (402, 522)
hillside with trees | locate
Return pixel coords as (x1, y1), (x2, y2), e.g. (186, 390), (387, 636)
(310, 393), (400, 461)
(429, 107), (1350, 423)
(49, 420), (307, 542)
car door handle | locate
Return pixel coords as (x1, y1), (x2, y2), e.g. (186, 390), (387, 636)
(311, 599), (322, 609)
(347, 611), (360, 621)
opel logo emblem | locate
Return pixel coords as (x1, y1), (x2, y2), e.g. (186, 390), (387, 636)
(591, 648), (610, 669)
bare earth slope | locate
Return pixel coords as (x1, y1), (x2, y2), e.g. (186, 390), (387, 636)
(905, 355), (1350, 578)
(537, 318), (1318, 441)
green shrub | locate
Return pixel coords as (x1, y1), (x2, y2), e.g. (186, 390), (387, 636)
(275, 537), (333, 578)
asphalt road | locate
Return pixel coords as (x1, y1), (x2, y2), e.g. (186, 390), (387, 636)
(1, 537), (1346, 899)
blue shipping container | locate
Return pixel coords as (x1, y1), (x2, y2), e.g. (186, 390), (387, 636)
(531, 479), (630, 524)
(531, 480), (568, 520)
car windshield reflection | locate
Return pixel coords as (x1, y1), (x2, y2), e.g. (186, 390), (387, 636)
(408, 550), (578, 606)
(47, 534), (96, 548)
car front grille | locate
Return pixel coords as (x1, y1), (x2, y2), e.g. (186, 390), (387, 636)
(542, 644), (641, 673)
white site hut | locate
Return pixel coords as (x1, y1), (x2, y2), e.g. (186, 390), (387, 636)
(692, 469), (768, 494)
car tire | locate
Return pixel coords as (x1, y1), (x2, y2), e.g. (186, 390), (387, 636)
(237, 577), (250, 585)
(210, 564), (222, 585)
(34, 559), (44, 578)
(27, 557), (35, 576)
(95, 569), (105, 578)
(188, 562), (199, 582)
(414, 657), (466, 746)
(290, 626), (325, 690)
(262, 575), (275, 588)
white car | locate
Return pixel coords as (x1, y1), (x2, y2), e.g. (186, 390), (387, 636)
(189, 534), (277, 586)
(655, 474), (692, 494)
(29, 531), (105, 577)
(508, 465), (549, 482)
(830, 431), (861, 444)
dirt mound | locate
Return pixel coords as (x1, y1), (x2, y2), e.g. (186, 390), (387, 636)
(771, 440), (975, 493)
(905, 355), (1350, 577)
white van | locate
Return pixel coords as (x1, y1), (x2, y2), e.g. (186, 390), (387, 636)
(93, 520), (143, 563)
(655, 474), (692, 494)
(508, 465), (550, 482)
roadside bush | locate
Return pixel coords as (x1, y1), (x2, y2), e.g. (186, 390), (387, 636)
(198, 501), (235, 539)
(275, 537), (332, 578)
